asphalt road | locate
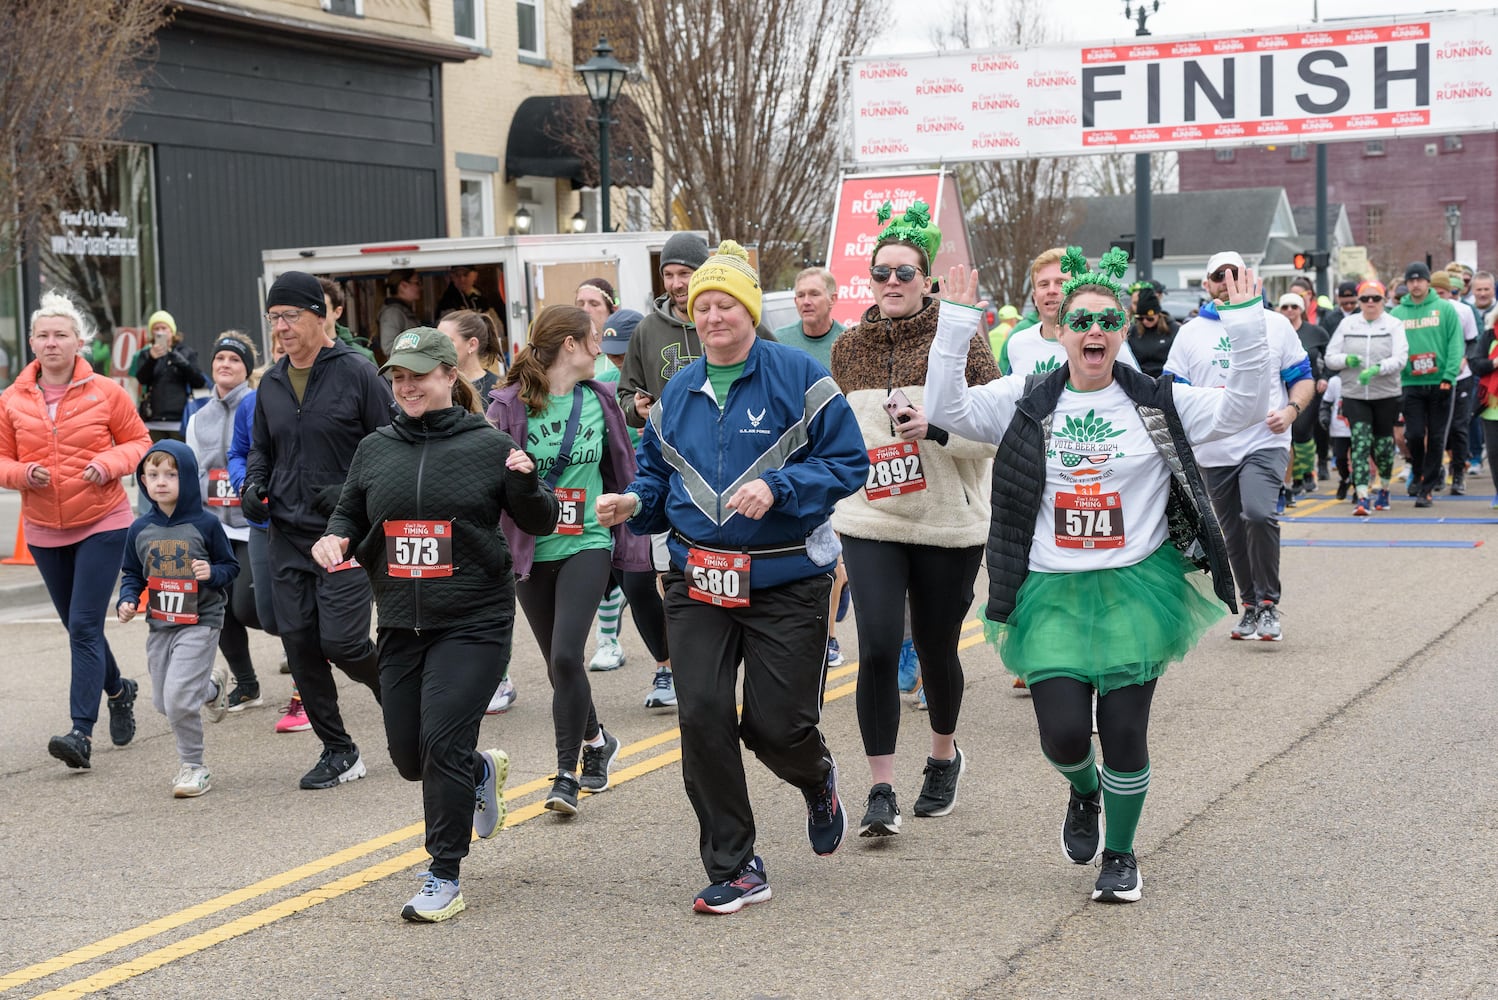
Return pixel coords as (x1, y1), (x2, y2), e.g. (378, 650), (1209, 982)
(1, 485), (1495, 999)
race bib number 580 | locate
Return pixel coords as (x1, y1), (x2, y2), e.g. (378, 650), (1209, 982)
(686, 548), (750, 608)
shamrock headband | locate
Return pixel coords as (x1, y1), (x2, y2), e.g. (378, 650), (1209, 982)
(1060, 245), (1131, 299)
(873, 200), (942, 271)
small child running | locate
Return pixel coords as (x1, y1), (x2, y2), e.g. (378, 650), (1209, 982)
(118, 441), (239, 797)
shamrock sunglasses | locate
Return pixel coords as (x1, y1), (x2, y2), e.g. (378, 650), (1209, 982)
(1063, 307), (1128, 333)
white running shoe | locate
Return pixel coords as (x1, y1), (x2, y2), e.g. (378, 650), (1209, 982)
(588, 639), (626, 672)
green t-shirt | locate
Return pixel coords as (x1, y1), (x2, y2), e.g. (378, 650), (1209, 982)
(529, 389), (610, 561)
(771, 319), (845, 372)
(591, 355), (639, 445)
(287, 363), (312, 403)
(705, 361), (746, 409)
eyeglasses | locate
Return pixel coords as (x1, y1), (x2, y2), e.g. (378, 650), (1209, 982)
(1208, 266), (1239, 283)
(265, 309), (307, 326)
(1064, 307), (1127, 333)
(869, 264), (922, 284)
(1358, 295), (1384, 303)
(1278, 305), (1301, 311)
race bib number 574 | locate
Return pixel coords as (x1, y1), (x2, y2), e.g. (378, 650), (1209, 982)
(1054, 491), (1126, 549)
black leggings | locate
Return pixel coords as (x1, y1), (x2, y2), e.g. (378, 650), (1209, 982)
(617, 568), (669, 663)
(1029, 677), (1156, 773)
(218, 538), (260, 687)
(516, 548), (613, 774)
(841, 536), (982, 755)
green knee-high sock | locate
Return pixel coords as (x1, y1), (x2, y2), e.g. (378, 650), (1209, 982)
(1045, 745), (1099, 797)
(596, 584), (624, 643)
(1101, 763), (1151, 854)
(1292, 439), (1316, 479)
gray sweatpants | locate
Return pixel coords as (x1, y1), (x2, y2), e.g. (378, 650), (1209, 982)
(146, 625), (221, 765)
(1203, 446), (1289, 608)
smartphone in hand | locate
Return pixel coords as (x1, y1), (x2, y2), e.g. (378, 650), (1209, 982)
(884, 389), (912, 421)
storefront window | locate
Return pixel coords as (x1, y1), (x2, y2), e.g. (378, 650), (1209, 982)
(37, 142), (159, 379)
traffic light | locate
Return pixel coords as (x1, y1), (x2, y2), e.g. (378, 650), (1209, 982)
(1293, 251), (1331, 271)
(1293, 252), (1310, 271)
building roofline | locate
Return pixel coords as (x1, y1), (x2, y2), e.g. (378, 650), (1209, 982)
(172, 0), (481, 63)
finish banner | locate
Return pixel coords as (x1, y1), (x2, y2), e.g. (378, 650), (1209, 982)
(823, 171), (972, 329)
(847, 11), (1498, 163)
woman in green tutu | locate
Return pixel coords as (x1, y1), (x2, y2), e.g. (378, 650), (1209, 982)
(924, 247), (1271, 903)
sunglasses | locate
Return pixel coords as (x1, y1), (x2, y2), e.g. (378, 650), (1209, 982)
(1209, 265), (1240, 282)
(1278, 304), (1301, 311)
(869, 264), (922, 285)
(1359, 295), (1384, 303)
(1064, 307), (1128, 333)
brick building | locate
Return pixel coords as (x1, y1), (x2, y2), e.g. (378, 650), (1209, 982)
(1178, 133), (1498, 283)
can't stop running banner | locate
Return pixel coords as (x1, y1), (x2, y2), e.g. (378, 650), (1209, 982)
(847, 11), (1498, 163)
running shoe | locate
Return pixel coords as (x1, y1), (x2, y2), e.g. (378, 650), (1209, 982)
(1012, 676), (1029, 693)
(473, 748), (509, 839)
(803, 759), (847, 856)
(172, 762), (212, 798)
(226, 682), (263, 713)
(486, 677), (517, 714)
(579, 728), (620, 793)
(1336, 480), (1349, 500)
(47, 730), (92, 769)
(1374, 488), (1391, 511)
(1354, 496), (1371, 517)
(825, 637), (844, 668)
(644, 667), (677, 709)
(279, 655), (292, 675)
(1451, 477), (1466, 496)
(107, 677), (139, 746)
(896, 638), (919, 693)
(299, 746), (366, 789)
(1229, 605), (1259, 639)
(1415, 492), (1434, 508)
(203, 662), (231, 723)
(693, 855), (770, 915)
(402, 872), (465, 923)
(858, 783), (901, 837)
(1092, 849), (1143, 903)
(1061, 772), (1103, 864)
(275, 697), (312, 733)
(912, 745), (967, 818)
(1256, 602), (1283, 641)
(544, 772), (581, 816)
(1469, 458), (1482, 476)
(587, 638), (626, 672)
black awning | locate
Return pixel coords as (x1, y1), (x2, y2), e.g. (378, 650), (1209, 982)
(505, 95), (653, 189)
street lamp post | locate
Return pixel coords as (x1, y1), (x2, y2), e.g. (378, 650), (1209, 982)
(1124, 1), (1160, 282)
(1445, 203), (1462, 264)
(575, 36), (630, 233)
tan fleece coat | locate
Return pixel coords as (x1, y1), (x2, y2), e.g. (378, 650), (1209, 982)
(830, 300), (999, 547)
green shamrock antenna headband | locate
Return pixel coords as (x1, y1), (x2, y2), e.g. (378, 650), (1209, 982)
(873, 200), (942, 271)
(1060, 245), (1132, 299)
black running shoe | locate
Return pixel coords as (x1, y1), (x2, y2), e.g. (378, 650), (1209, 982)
(693, 856), (771, 915)
(803, 758), (847, 856)
(579, 728), (620, 792)
(858, 783), (902, 837)
(912, 745), (966, 818)
(106, 677), (138, 747)
(1092, 848), (1143, 903)
(299, 746), (367, 789)
(545, 772), (581, 816)
(1062, 775), (1103, 864)
(48, 730), (92, 769)
(226, 682), (264, 713)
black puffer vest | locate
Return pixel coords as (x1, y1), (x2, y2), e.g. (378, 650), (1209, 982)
(985, 362), (1235, 622)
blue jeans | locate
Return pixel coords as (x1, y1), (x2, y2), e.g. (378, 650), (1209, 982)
(31, 528), (129, 737)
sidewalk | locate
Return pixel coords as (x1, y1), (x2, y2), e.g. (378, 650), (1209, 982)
(0, 488), (72, 611)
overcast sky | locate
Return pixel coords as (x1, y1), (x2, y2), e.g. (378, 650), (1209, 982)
(874, 0), (1496, 54)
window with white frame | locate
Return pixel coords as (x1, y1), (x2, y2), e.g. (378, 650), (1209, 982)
(1214, 148), (1235, 163)
(459, 171), (495, 237)
(517, 0), (543, 56)
(453, 0), (483, 43)
(320, 0), (361, 16)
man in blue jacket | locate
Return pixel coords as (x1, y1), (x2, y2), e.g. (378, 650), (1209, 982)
(597, 241), (868, 916)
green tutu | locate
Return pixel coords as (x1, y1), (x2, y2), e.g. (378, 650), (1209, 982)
(982, 544), (1225, 695)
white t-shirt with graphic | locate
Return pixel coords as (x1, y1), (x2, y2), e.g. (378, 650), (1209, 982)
(1164, 308), (1310, 468)
(1003, 325), (1140, 378)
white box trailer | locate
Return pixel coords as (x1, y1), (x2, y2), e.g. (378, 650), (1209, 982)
(259, 231), (704, 366)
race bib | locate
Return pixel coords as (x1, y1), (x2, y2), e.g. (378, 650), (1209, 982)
(327, 556), (361, 573)
(686, 548), (750, 608)
(865, 441), (926, 501)
(1410, 352), (1437, 376)
(206, 469), (239, 507)
(1054, 491), (1126, 549)
(384, 520), (454, 578)
(147, 576), (200, 624)
(555, 488), (587, 535)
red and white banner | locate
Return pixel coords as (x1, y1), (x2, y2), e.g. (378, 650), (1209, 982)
(847, 12), (1498, 163)
(824, 171), (973, 329)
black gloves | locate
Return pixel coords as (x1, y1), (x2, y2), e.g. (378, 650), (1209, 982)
(240, 482), (269, 522)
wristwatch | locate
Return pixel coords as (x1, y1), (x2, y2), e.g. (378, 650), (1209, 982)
(1287, 400), (1303, 415)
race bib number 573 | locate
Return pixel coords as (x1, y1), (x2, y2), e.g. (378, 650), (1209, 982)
(384, 520), (454, 578)
(687, 548), (750, 607)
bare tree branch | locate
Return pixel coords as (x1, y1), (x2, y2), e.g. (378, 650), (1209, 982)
(0, 0), (171, 263)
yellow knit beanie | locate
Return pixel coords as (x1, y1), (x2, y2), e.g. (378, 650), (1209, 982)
(687, 241), (762, 326)
(146, 310), (177, 336)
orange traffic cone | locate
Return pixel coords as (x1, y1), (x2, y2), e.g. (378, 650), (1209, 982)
(2, 520), (35, 565)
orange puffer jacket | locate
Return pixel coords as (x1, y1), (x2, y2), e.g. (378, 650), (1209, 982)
(0, 356), (152, 529)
